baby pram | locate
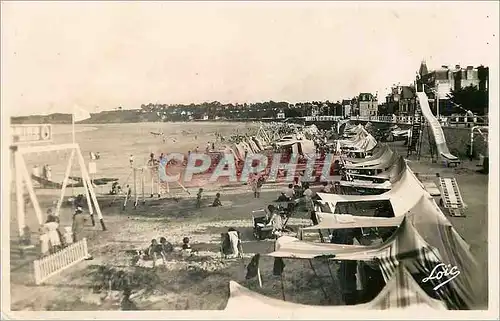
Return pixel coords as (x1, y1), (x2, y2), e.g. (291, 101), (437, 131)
(251, 202), (296, 240)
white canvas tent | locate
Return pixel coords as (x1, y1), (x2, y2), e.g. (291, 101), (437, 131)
(341, 144), (389, 164)
(343, 148), (395, 170)
(225, 264), (446, 314)
(317, 159), (422, 216)
(269, 194), (484, 309)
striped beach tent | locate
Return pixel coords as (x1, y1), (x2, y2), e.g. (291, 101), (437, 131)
(366, 264), (447, 310)
(224, 264), (445, 315)
(270, 195), (484, 309)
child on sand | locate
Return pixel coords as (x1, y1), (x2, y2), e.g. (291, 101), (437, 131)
(182, 237), (191, 251)
(254, 176), (265, 198)
(212, 193), (222, 207)
(147, 239), (167, 268)
(196, 188), (203, 208)
(44, 215), (62, 253)
(159, 237), (174, 254)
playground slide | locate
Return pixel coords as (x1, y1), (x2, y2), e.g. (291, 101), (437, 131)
(416, 92), (459, 162)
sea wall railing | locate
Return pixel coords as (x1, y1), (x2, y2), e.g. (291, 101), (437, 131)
(348, 115), (488, 127)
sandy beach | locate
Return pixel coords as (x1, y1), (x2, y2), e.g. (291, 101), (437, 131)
(7, 122), (488, 311)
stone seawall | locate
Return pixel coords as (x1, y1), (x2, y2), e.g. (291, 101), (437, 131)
(420, 126), (488, 159)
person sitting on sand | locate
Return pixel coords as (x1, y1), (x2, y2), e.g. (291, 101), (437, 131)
(320, 182), (329, 193)
(212, 193), (222, 207)
(121, 287), (138, 311)
(285, 184), (295, 199)
(265, 205), (277, 224)
(182, 237), (191, 251)
(110, 182), (119, 195)
(159, 237), (174, 254)
(277, 192), (289, 202)
(196, 188), (203, 208)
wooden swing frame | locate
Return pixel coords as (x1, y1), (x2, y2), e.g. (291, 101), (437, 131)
(13, 142), (106, 238)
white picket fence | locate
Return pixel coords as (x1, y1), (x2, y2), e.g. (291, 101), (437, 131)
(33, 238), (89, 285)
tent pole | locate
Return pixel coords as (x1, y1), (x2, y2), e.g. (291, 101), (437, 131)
(308, 259), (329, 301)
(257, 268), (263, 288)
(280, 273), (286, 301)
(325, 260), (342, 305)
(142, 169), (146, 204)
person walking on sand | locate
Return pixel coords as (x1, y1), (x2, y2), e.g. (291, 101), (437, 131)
(72, 206), (87, 243)
(253, 175), (265, 198)
(129, 154), (134, 167)
(196, 188), (203, 208)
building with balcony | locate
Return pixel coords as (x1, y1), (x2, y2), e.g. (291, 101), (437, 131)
(416, 61), (488, 115)
(385, 85), (416, 116)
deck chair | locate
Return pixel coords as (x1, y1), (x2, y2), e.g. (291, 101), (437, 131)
(220, 231), (243, 259)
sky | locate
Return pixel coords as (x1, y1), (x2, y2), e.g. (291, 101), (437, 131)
(1, 1), (498, 116)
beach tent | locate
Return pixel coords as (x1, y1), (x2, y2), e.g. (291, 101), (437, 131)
(253, 136), (266, 151)
(240, 141), (252, 154)
(247, 137), (261, 153)
(354, 134), (378, 152)
(232, 143), (246, 161)
(343, 147), (395, 169)
(343, 154), (405, 185)
(339, 128), (378, 153)
(341, 144), (389, 164)
(224, 264), (446, 315)
(302, 212), (404, 230)
(275, 139), (316, 156)
(270, 195), (483, 309)
(317, 159), (422, 216)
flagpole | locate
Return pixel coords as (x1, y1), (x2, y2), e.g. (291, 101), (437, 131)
(72, 108), (76, 144)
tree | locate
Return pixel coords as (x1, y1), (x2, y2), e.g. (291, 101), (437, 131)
(448, 84), (488, 116)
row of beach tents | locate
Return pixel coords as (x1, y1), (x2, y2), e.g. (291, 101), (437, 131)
(225, 122), (485, 313)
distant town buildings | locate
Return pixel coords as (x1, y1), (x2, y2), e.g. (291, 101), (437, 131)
(357, 93), (378, 117)
(418, 62), (481, 98)
(416, 61), (489, 115)
(342, 100), (352, 117)
(385, 85), (416, 116)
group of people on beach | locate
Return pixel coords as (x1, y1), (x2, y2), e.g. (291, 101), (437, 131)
(135, 236), (194, 268)
(38, 202), (88, 257)
(32, 164), (52, 181)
